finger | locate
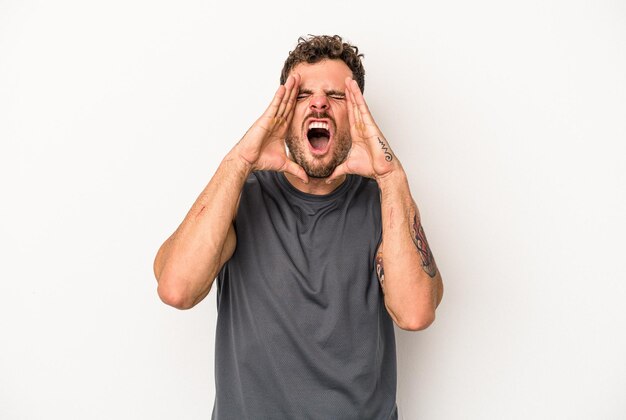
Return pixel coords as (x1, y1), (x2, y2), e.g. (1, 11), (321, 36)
(345, 79), (362, 128)
(283, 73), (300, 126)
(350, 84), (364, 131)
(282, 73), (300, 124)
(344, 77), (356, 128)
(276, 75), (295, 119)
(281, 158), (309, 184)
(345, 78), (360, 125)
(349, 79), (376, 126)
(325, 162), (349, 184)
(263, 84), (287, 119)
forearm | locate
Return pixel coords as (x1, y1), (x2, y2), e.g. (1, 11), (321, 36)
(153, 75), (307, 309)
(377, 166), (443, 330)
(154, 149), (251, 308)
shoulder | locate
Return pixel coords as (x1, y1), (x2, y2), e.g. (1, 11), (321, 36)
(236, 171), (282, 219)
(239, 171), (274, 198)
(245, 170), (281, 190)
(348, 175), (382, 209)
(354, 174), (379, 190)
(353, 175), (380, 195)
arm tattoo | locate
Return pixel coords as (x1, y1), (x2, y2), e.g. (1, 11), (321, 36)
(377, 137), (393, 162)
(375, 249), (386, 293)
(410, 214), (438, 278)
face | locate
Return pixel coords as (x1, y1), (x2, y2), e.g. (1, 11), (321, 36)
(285, 59), (353, 179)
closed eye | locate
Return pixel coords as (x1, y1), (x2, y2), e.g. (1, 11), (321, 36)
(297, 89), (313, 101)
(326, 90), (345, 100)
(296, 90), (345, 101)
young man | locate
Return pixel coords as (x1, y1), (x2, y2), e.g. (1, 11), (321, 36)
(153, 35), (443, 420)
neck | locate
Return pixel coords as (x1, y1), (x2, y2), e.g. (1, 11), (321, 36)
(283, 172), (347, 195)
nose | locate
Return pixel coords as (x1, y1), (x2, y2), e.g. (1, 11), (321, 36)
(309, 94), (329, 111)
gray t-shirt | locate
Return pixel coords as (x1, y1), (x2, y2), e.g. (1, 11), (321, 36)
(212, 170), (398, 420)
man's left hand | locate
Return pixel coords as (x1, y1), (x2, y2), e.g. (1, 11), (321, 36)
(326, 78), (400, 183)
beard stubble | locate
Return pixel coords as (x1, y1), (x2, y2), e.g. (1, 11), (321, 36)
(285, 117), (352, 179)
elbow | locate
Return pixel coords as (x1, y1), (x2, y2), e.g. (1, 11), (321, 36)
(157, 283), (195, 310)
(401, 276), (444, 330)
(398, 310), (436, 332)
(156, 273), (199, 310)
(386, 293), (438, 331)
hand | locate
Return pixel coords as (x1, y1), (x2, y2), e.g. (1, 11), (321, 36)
(326, 78), (399, 183)
(234, 74), (309, 184)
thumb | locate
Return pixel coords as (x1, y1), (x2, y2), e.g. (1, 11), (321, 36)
(280, 158), (309, 185)
(325, 162), (349, 184)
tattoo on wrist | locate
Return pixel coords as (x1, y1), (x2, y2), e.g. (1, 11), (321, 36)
(377, 137), (393, 162)
(410, 214), (437, 278)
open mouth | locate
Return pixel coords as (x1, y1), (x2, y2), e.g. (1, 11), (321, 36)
(306, 121), (332, 154)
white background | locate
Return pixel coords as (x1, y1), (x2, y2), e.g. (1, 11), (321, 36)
(1, 0), (625, 419)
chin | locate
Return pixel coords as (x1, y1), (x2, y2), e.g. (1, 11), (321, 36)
(305, 165), (335, 179)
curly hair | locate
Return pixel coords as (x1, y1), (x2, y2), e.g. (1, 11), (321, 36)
(280, 35), (365, 92)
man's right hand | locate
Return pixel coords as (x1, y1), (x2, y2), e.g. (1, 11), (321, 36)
(154, 75), (310, 309)
(233, 74), (309, 184)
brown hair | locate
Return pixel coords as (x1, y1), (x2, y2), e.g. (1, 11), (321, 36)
(280, 35), (365, 92)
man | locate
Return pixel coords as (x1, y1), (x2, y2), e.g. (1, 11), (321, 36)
(153, 35), (443, 420)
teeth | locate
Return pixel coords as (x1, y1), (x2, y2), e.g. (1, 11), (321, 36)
(308, 121), (329, 131)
